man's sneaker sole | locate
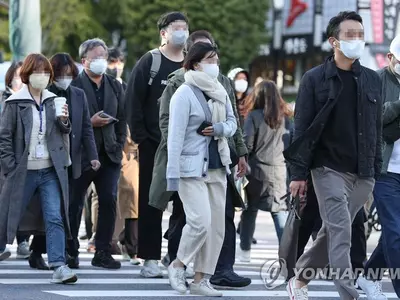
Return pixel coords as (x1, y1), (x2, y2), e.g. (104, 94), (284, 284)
(51, 274), (78, 284)
(0, 251), (11, 261)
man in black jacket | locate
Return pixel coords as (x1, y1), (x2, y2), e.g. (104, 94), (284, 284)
(67, 38), (127, 270)
(284, 11), (382, 300)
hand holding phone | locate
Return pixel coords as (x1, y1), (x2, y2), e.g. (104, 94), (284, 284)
(197, 121), (213, 136)
(99, 112), (119, 124)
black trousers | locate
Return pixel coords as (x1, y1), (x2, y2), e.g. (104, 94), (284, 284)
(166, 177), (236, 273)
(119, 218), (138, 257)
(297, 183), (367, 276)
(137, 139), (163, 260)
(67, 156), (121, 256)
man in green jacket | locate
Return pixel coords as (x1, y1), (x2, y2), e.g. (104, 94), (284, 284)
(149, 30), (251, 288)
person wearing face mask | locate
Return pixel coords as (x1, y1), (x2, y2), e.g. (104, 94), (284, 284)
(26, 53), (99, 270)
(227, 68), (250, 126)
(1, 61), (23, 111)
(106, 47), (127, 90)
(166, 42), (237, 296)
(284, 11), (382, 300)
(356, 35), (400, 299)
(67, 38), (127, 270)
(0, 53), (77, 283)
(124, 11), (189, 278)
(0, 60), (33, 261)
(151, 30), (250, 290)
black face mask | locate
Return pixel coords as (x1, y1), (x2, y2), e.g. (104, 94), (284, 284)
(106, 68), (118, 78)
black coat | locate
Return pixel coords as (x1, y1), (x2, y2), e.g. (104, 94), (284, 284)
(283, 56), (383, 181)
(72, 72), (127, 165)
(49, 84), (98, 179)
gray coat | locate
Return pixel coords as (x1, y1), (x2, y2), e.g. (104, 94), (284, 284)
(0, 86), (71, 244)
(244, 109), (287, 212)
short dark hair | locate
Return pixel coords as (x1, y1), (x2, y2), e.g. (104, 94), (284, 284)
(50, 53), (79, 79)
(326, 11), (363, 39)
(185, 30), (215, 53)
(157, 11), (188, 30)
(183, 42), (218, 71)
(108, 47), (125, 63)
(20, 53), (54, 84)
(5, 61), (23, 88)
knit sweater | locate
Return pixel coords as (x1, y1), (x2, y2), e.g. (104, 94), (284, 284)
(27, 104), (53, 170)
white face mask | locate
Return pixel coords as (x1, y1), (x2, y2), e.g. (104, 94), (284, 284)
(55, 77), (73, 90)
(29, 73), (50, 90)
(394, 63), (400, 75)
(234, 79), (248, 93)
(338, 40), (365, 59)
(89, 59), (108, 75)
(199, 63), (219, 79)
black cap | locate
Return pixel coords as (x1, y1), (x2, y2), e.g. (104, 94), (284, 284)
(157, 12), (188, 30)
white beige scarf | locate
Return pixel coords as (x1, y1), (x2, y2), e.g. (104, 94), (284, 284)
(184, 70), (231, 173)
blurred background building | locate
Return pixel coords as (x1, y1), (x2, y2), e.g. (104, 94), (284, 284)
(252, 0), (400, 101)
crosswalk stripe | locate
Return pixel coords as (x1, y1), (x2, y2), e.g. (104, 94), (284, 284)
(0, 278), (392, 285)
(42, 290), (398, 298)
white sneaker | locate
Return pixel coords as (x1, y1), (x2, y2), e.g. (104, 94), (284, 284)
(190, 279), (222, 297)
(51, 265), (78, 284)
(236, 247), (251, 263)
(167, 263), (187, 294)
(286, 277), (308, 300)
(140, 260), (163, 278)
(0, 248), (11, 261)
(117, 242), (130, 261)
(16, 241), (31, 259)
(130, 258), (141, 265)
(357, 276), (387, 300)
(185, 265), (195, 278)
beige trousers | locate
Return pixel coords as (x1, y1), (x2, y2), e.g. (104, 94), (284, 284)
(177, 169), (227, 275)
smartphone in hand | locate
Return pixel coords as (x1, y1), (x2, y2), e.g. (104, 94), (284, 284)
(99, 112), (119, 124)
(196, 121), (212, 135)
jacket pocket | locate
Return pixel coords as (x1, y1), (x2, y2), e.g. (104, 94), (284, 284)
(366, 93), (378, 118)
(181, 151), (199, 156)
(180, 151), (199, 173)
(315, 89), (329, 103)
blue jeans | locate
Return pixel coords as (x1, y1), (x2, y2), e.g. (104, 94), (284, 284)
(0, 167), (65, 267)
(364, 172), (400, 297)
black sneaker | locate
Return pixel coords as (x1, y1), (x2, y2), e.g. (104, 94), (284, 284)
(67, 255), (79, 269)
(210, 270), (251, 289)
(91, 250), (121, 269)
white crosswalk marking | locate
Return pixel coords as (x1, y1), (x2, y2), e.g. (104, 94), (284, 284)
(0, 212), (396, 299)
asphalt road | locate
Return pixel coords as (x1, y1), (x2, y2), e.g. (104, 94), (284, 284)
(0, 211), (395, 300)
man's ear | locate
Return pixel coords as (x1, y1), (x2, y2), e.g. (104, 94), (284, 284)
(328, 37), (337, 49)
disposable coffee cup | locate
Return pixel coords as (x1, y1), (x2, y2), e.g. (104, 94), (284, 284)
(54, 97), (67, 117)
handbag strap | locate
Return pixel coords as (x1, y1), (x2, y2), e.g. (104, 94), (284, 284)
(183, 83), (212, 122)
